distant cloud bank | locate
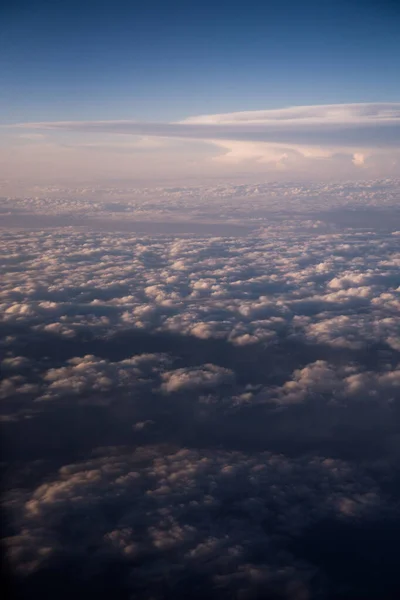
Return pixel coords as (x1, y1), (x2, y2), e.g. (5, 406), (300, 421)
(3, 102), (400, 184)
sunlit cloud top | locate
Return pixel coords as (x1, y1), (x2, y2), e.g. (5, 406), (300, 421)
(180, 103), (400, 125)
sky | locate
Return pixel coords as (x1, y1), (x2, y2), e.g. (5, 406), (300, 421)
(1, 0), (400, 183)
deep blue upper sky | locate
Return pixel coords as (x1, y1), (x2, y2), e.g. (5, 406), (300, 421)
(2, 0), (399, 123)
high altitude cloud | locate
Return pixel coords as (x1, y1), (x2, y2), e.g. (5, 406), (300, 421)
(8, 103), (400, 179)
(15, 103), (400, 146)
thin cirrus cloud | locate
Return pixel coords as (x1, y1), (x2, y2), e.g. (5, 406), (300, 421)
(14, 103), (400, 147)
(7, 102), (400, 178)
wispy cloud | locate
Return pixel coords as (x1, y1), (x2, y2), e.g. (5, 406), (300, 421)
(12, 103), (400, 148)
(4, 103), (400, 181)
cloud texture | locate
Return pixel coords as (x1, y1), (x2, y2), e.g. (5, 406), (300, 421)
(2, 179), (400, 599)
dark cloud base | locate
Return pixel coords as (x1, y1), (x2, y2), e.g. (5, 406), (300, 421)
(7, 519), (400, 600)
(2, 330), (400, 599)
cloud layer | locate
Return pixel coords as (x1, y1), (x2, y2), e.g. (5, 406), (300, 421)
(5, 103), (400, 181)
(16, 103), (400, 146)
(2, 179), (400, 599)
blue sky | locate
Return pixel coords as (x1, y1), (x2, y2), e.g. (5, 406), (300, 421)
(2, 0), (400, 123)
(2, 0), (400, 184)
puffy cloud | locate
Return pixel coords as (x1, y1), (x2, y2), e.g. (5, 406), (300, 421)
(0, 376), (39, 400)
(2, 444), (390, 598)
(1, 191), (400, 356)
(161, 364), (235, 393)
(352, 152), (366, 167)
(268, 360), (344, 404)
(259, 359), (400, 406)
(2, 179), (400, 599)
(39, 353), (169, 401)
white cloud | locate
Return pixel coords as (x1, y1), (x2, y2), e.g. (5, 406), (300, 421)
(179, 103), (400, 126)
(352, 152), (366, 167)
(1, 186), (400, 354)
(7, 103), (400, 181)
(161, 364), (235, 393)
(16, 103), (400, 141)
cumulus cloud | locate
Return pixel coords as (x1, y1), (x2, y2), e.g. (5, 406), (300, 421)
(2, 444), (390, 598)
(258, 359), (400, 406)
(161, 364), (235, 393)
(2, 179), (400, 599)
(1, 183), (400, 352)
(38, 353), (170, 402)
